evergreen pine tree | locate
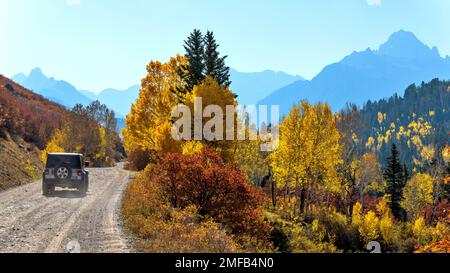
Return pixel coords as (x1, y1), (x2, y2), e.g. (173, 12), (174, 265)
(204, 31), (231, 87)
(175, 29), (232, 98)
(179, 29), (205, 94)
(403, 163), (410, 181)
(384, 143), (407, 220)
(443, 162), (450, 200)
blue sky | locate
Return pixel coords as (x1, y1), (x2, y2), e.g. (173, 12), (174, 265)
(1, 0), (449, 93)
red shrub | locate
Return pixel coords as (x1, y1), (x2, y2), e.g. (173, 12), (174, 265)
(0, 76), (68, 148)
(151, 148), (270, 242)
(422, 200), (450, 225)
(126, 149), (156, 171)
(360, 195), (383, 215)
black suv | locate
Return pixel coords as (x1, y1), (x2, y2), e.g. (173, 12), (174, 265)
(43, 153), (89, 196)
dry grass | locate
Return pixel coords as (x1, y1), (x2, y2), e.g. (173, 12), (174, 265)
(0, 133), (43, 191)
(122, 170), (241, 253)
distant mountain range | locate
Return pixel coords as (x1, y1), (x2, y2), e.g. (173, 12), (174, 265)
(12, 67), (302, 117)
(259, 30), (450, 117)
(12, 68), (139, 118)
(230, 69), (304, 105)
(11, 30), (450, 121)
(12, 68), (92, 109)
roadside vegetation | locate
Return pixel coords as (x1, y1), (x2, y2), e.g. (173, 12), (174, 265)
(122, 29), (449, 253)
(0, 75), (124, 190)
(123, 148), (269, 252)
(42, 101), (124, 166)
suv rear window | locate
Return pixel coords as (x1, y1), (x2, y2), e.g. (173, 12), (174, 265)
(46, 155), (82, 168)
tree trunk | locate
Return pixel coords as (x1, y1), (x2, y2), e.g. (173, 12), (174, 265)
(293, 177), (300, 217)
(271, 177), (277, 209)
(300, 187), (307, 214)
(326, 192), (330, 208)
(306, 189), (311, 215)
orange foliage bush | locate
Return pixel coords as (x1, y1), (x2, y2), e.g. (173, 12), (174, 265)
(126, 149), (156, 171)
(151, 148), (270, 243)
(422, 200), (450, 225)
(122, 169), (240, 253)
(0, 76), (69, 148)
(416, 217), (450, 253)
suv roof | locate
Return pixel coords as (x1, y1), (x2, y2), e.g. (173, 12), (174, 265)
(48, 153), (83, 156)
(46, 153), (83, 168)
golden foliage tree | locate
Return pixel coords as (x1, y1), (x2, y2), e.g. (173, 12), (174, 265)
(42, 127), (66, 163)
(123, 55), (187, 157)
(270, 101), (341, 215)
(377, 198), (395, 244)
(355, 153), (384, 202)
(401, 173), (434, 221)
(234, 128), (269, 186)
(359, 211), (380, 243)
(184, 76), (238, 162)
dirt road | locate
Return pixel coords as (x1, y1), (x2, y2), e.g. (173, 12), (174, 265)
(0, 163), (134, 253)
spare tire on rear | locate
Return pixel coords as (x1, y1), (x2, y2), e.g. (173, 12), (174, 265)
(55, 165), (72, 181)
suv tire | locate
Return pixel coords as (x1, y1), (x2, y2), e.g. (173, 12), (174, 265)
(55, 165), (72, 181)
(42, 182), (55, 196)
(79, 179), (89, 196)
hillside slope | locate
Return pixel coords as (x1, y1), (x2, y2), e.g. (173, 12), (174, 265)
(0, 136), (42, 191)
(0, 74), (72, 190)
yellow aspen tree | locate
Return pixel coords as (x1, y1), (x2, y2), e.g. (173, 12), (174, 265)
(234, 129), (269, 186)
(359, 211), (380, 243)
(355, 153), (384, 202)
(271, 101), (341, 215)
(377, 198), (395, 244)
(42, 128), (65, 163)
(123, 55), (187, 155)
(401, 173), (434, 221)
(351, 202), (363, 227)
(184, 76), (238, 162)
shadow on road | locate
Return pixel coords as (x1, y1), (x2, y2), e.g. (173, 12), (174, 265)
(47, 190), (87, 199)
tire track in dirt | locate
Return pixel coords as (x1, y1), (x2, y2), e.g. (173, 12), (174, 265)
(0, 164), (134, 253)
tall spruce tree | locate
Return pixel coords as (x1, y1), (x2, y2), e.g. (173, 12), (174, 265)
(176, 30), (232, 97)
(180, 29), (205, 94)
(444, 162), (450, 200)
(403, 163), (410, 181)
(384, 143), (407, 220)
(204, 31), (231, 87)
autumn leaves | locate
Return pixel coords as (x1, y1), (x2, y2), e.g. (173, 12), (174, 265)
(271, 102), (341, 216)
(120, 30), (450, 253)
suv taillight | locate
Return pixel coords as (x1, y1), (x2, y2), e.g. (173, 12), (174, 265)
(44, 169), (49, 175)
(77, 170), (83, 176)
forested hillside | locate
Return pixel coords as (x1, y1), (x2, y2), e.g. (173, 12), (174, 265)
(0, 75), (67, 189)
(0, 75), (124, 190)
(359, 79), (450, 169)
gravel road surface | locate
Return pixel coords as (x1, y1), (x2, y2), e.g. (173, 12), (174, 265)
(0, 163), (134, 253)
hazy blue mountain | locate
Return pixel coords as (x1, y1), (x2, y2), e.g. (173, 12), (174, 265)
(12, 67), (303, 118)
(12, 68), (139, 118)
(79, 89), (98, 100)
(259, 30), (450, 117)
(230, 69), (304, 105)
(97, 85), (140, 117)
(12, 68), (92, 108)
